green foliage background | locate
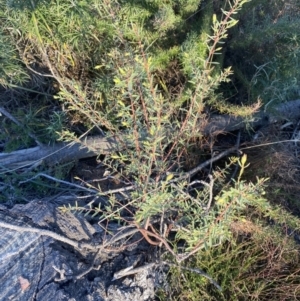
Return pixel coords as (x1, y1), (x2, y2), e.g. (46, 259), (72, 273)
(226, 0), (300, 107)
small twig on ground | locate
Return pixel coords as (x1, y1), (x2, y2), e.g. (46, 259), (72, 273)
(18, 173), (99, 193)
(112, 260), (222, 292)
(0, 220), (99, 251)
(19, 172), (135, 197)
(75, 261), (101, 280)
(52, 265), (67, 282)
(186, 146), (239, 178)
(103, 228), (140, 246)
(98, 185), (136, 196)
(241, 139), (300, 150)
(53, 259), (101, 281)
(0, 218), (144, 256)
(172, 146), (239, 183)
(112, 263), (156, 280)
(73, 248), (102, 280)
(162, 261), (222, 291)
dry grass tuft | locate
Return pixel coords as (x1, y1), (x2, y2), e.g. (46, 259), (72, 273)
(230, 219), (262, 236)
(243, 122), (300, 211)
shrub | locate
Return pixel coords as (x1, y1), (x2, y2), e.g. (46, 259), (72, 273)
(1, 0), (300, 299)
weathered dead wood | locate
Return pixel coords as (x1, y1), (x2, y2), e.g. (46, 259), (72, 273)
(1, 100), (300, 169)
(0, 135), (121, 169)
(203, 99), (300, 134)
(0, 200), (156, 301)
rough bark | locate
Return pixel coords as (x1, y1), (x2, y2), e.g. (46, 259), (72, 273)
(0, 200), (157, 301)
(0, 136), (121, 169)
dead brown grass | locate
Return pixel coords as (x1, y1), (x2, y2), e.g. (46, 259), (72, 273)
(243, 122), (300, 212)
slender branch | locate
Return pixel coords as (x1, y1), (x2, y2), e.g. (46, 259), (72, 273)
(18, 173), (99, 193)
(0, 220), (98, 251)
(113, 260), (222, 291)
(113, 263), (156, 280)
(98, 185), (136, 196)
(176, 146), (239, 181)
(103, 228), (140, 246)
(162, 261), (222, 291)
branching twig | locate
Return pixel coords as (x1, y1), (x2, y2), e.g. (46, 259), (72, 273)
(98, 185), (136, 196)
(172, 146), (239, 184)
(103, 228), (140, 246)
(162, 261), (222, 291)
(19, 172), (135, 196)
(0, 221), (142, 254)
(186, 146), (239, 178)
(53, 250), (101, 281)
(18, 173), (99, 193)
(0, 220), (98, 251)
(112, 263), (156, 280)
(113, 260), (222, 291)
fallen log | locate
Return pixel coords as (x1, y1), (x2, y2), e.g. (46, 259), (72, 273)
(0, 135), (121, 169)
(1, 100), (300, 169)
(203, 99), (300, 134)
